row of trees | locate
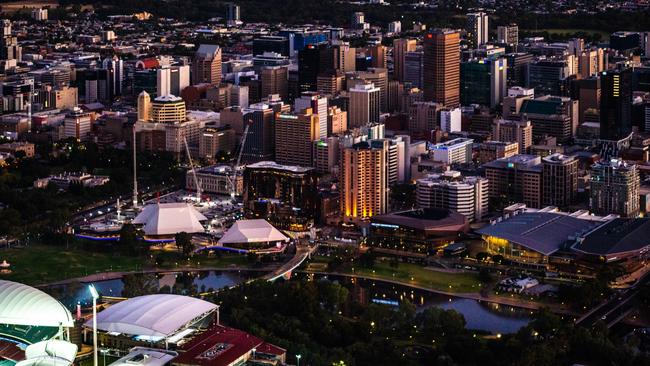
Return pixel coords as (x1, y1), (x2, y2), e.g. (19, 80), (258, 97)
(213, 278), (649, 366)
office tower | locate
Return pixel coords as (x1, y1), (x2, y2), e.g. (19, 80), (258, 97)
(590, 159), (639, 217)
(64, 108), (92, 141)
(341, 142), (388, 222)
(253, 36), (290, 57)
(298, 44), (326, 92)
(408, 101), (443, 134)
(502, 86), (534, 119)
(460, 57), (508, 108)
(578, 49), (600, 79)
(429, 138), (474, 164)
(349, 83), (380, 128)
(313, 137), (339, 174)
(393, 38), (417, 82)
(334, 43), (356, 73)
(198, 126), (235, 159)
(387, 80), (404, 113)
(404, 51), (424, 88)
(466, 12), (489, 48)
(483, 154), (543, 209)
(151, 95), (186, 124)
(477, 141), (519, 164)
(31, 8), (48, 21)
(231, 85), (249, 108)
(226, 3), (241, 26)
(352, 12), (367, 30)
(492, 118), (532, 154)
(388, 21), (401, 34)
(137, 91), (151, 121)
(156, 68), (171, 97)
(542, 153), (578, 207)
(416, 171), (489, 222)
(81, 69), (111, 103)
(102, 56), (123, 97)
(356, 68), (388, 112)
(242, 102), (283, 162)
(368, 45), (387, 69)
(506, 52), (534, 87)
(295, 91), (328, 138)
(192, 45), (222, 85)
(520, 95), (579, 143)
(327, 106), (347, 135)
(527, 59), (570, 96)
(260, 66), (288, 100)
(439, 107), (462, 133)
(317, 70), (345, 96)
(423, 29), (460, 106)
(600, 68), (633, 141)
(576, 78), (600, 124)
(609, 31), (641, 53)
(0, 20), (21, 62)
(497, 24), (518, 48)
(275, 109), (320, 167)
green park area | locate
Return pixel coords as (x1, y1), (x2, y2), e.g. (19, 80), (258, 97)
(0, 244), (252, 285)
(306, 256), (483, 294)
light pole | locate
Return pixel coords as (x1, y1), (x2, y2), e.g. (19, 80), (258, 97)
(296, 354), (301, 366)
(89, 285), (100, 366)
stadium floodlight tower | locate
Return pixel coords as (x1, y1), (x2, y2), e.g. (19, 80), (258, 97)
(89, 285), (100, 366)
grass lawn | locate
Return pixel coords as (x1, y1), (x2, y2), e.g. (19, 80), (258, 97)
(0, 245), (253, 285)
(310, 257), (483, 293)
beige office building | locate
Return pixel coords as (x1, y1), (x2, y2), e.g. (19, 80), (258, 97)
(340, 141), (387, 222)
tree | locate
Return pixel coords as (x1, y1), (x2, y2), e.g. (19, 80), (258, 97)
(476, 252), (489, 262)
(359, 250), (376, 268)
(175, 232), (194, 257)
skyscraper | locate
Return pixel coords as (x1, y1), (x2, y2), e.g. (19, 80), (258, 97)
(393, 38), (417, 82)
(600, 68), (633, 141)
(466, 12), (489, 48)
(137, 91), (151, 121)
(275, 109), (320, 167)
(260, 66), (288, 100)
(423, 29), (460, 106)
(497, 24), (518, 48)
(460, 57), (508, 108)
(226, 3), (241, 26)
(192, 45), (222, 85)
(542, 153), (578, 207)
(590, 159), (639, 217)
(341, 142), (388, 222)
(349, 83), (381, 128)
(295, 91), (328, 138)
(416, 171), (489, 222)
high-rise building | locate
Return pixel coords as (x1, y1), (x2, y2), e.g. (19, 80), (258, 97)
(192, 45), (222, 85)
(430, 138), (474, 165)
(275, 108), (320, 167)
(497, 24), (518, 48)
(483, 154), (543, 209)
(460, 57), (508, 108)
(506, 52), (534, 87)
(590, 159), (639, 217)
(408, 101), (443, 134)
(198, 126), (236, 159)
(417, 171), (489, 222)
(0, 20), (21, 64)
(527, 59), (571, 96)
(295, 91), (328, 137)
(102, 57), (124, 98)
(64, 108), (92, 141)
(317, 69), (345, 96)
(492, 118), (533, 154)
(477, 141), (519, 164)
(393, 38), (417, 82)
(298, 44), (327, 92)
(151, 95), (186, 124)
(243, 103), (279, 162)
(466, 12), (489, 48)
(404, 51), (424, 88)
(341, 141), (388, 222)
(439, 107), (462, 133)
(578, 49), (603, 79)
(349, 83), (380, 128)
(226, 3), (241, 26)
(423, 29), (460, 106)
(355, 68), (388, 112)
(542, 153), (578, 207)
(260, 66), (288, 100)
(327, 106), (348, 135)
(137, 91), (151, 121)
(519, 95), (578, 143)
(502, 86), (534, 119)
(600, 68), (633, 141)
(313, 137), (339, 174)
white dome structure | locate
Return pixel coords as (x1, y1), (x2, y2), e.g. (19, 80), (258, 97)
(133, 203), (207, 236)
(218, 219), (289, 245)
(0, 280), (74, 328)
(85, 294), (217, 337)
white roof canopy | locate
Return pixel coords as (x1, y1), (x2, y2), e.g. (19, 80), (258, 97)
(85, 294), (217, 337)
(218, 219), (289, 244)
(133, 203), (207, 236)
(0, 280), (74, 328)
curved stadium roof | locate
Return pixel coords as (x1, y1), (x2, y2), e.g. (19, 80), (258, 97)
(0, 280), (74, 328)
(85, 294), (217, 337)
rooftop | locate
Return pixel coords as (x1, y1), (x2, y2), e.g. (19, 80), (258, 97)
(218, 219), (289, 244)
(573, 218), (650, 258)
(372, 208), (468, 232)
(245, 161), (314, 173)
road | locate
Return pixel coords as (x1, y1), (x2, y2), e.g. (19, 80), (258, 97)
(576, 271), (650, 328)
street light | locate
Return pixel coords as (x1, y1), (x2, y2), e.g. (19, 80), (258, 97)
(296, 354), (301, 366)
(89, 285), (100, 366)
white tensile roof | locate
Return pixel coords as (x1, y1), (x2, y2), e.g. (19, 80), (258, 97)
(133, 203), (207, 236)
(218, 219), (289, 244)
(25, 340), (78, 363)
(85, 294), (217, 337)
(0, 280), (74, 327)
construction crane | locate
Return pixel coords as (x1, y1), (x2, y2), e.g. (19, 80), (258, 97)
(184, 137), (202, 202)
(229, 120), (252, 200)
